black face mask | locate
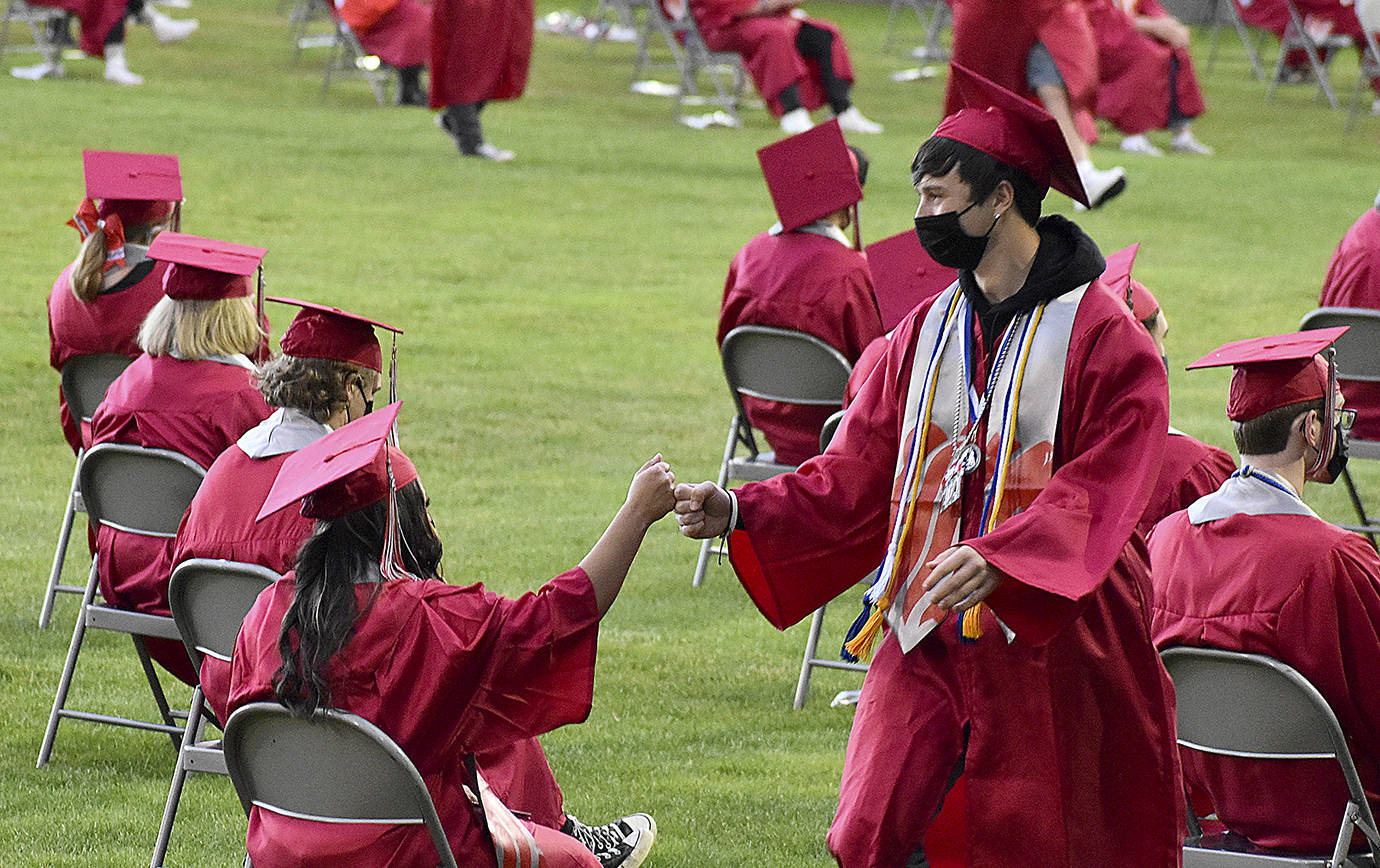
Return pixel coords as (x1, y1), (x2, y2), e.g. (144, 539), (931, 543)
(913, 201), (1000, 271)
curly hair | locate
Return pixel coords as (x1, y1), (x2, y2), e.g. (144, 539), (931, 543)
(254, 355), (378, 422)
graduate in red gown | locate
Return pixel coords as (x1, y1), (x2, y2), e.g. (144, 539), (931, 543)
(429, 0), (529, 160)
(228, 404), (666, 868)
(675, 65), (1181, 867)
(11, 0), (197, 85)
(1151, 327), (1380, 853)
(48, 150), (182, 455)
(88, 232), (272, 685)
(1100, 243), (1236, 535)
(1320, 188), (1380, 440)
(333, 0), (432, 106)
(717, 122), (881, 466)
(1086, 0), (1212, 157)
(685, 0), (881, 134)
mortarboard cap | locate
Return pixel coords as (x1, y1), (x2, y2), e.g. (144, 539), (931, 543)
(864, 230), (957, 331)
(757, 119), (864, 233)
(82, 150), (182, 225)
(148, 231), (266, 301)
(257, 401), (417, 521)
(270, 297), (403, 374)
(930, 64), (1089, 207)
(1187, 327), (1349, 421)
(1098, 243), (1160, 322)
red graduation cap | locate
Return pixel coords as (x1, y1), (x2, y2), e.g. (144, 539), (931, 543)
(257, 401), (417, 522)
(931, 64), (1089, 207)
(757, 119), (864, 233)
(270, 297), (403, 374)
(148, 231), (266, 301)
(1187, 327), (1349, 422)
(864, 230), (957, 331)
(1099, 243), (1159, 321)
(82, 150), (182, 225)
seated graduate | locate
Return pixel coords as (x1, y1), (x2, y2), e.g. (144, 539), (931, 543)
(717, 121), (882, 466)
(684, 0), (882, 134)
(1150, 327), (1380, 853)
(331, 0), (431, 106)
(1320, 185), (1380, 440)
(10, 0), (196, 85)
(48, 150), (183, 455)
(1099, 243), (1235, 535)
(228, 403), (670, 868)
(89, 231), (272, 685)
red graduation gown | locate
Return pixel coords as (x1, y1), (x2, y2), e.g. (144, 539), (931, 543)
(1320, 207), (1380, 440)
(945, 0), (1061, 116)
(339, 0), (432, 69)
(27, 0), (125, 57)
(1037, 0), (1101, 143)
(47, 261), (169, 455)
(729, 280), (1181, 866)
(1086, 0), (1206, 136)
(228, 569), (600, 868)
(1150, 500), (1380, 852)
(89, 354), (271, 685)
(687, 0), (855, 116)
(428, 0), (533, 108)
(717, 229), (882, 466)
(1138, 430), (1236, 538)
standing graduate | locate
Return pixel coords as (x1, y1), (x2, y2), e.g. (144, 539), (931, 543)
(685, 0), (882, 134)
(429, 0), (530, 160)
(48, 150), (182, 455)
(717, 121), (882, 466)
(1319, 186), (1380, 439)
(89, 231), (272, 685)
(1150, 328), (1380, 853)
(229, 405), (665, 867)
(675, 64), (1181, 866)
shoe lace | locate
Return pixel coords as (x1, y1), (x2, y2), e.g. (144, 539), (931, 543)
(565, 815), (629, 858)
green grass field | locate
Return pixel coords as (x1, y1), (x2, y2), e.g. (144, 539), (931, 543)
(2, 3), (1378, 864)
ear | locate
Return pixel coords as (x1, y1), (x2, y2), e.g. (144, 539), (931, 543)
(988, 179), (1016, 214)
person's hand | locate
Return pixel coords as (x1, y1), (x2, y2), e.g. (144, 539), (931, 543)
(921, 545), (1006, 611)
(674, 481), (731, 539)
(1139, 15), (1190, 48)
(628, 454), (677, 527)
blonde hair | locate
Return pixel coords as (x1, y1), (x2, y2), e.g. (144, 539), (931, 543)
(138, 295), (264, 359)
(69, 219), (167, 304)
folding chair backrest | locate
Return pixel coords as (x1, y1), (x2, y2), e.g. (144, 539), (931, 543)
(60, 353), (134, 423)
(1300, 307), (1380, 382)
(223, 702), (459, 868)
(168, 559), (279, 667)
(721, 325), (853, 408)
(78, 443), (206, 538)
(1161, 647), (1379, 845)
(819, 409), (846, 453)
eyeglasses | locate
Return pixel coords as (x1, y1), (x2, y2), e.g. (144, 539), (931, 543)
(1337, 407), (1357, 433)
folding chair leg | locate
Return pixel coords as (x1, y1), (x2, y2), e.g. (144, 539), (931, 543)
(1341, 467), (1377, 547)
(150, 688), (207, 868)
(38, 561), (99, 768)
(692, 416), (739, 588)
(40, 460), (82, 628)
(793, 604), (827, 709)
(131, 635), (184, 751)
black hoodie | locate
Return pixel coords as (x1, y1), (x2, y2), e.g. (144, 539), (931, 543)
(958, 214), (1106, 354)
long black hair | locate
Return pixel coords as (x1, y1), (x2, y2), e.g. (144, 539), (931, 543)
(272, 479), (443, 716)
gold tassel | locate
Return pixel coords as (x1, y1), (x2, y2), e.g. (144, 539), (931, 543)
(961, 603), (984, 640)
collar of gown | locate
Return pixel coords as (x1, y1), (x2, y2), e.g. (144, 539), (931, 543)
(169, 348), (257, 371)
(238, 407), (333, 459)
(1187, 464), (1316, 525)
(767, 219), (852, 247)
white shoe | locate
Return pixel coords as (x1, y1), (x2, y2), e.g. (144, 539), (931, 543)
(469, 142), (514, 162)
(1075, 165), (1126, 210)
(1119, 134), (1164, 157)
(103, 46), (144, 85)
(148, 12), (199, 42)
(780, 107), (812, 134)
(834, 105), (884, 134)
(11, 60), (64, 79)
(1170, 129), (1213, 155)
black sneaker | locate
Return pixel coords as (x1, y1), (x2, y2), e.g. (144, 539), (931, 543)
(560, 812), (656, 868)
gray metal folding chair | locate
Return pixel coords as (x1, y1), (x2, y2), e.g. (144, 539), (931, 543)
(319, 2), (393, 107)
(1346, 0), (1380, 130)
(1207, 0), (1269, 81)
(1268, 0), (1354, 109)
(792, 408), (869, 708)
(223, 702), (459, 868)
(38, 443), (207, 769)
(150, 559), (279, 868)
(1161, 646), (1380, 866)
(41, 353), (135, 629)
(1300, 307), (1380, 542)
(693, 325), (852, 587)
(881, 0), (949, 60)
(640, 0), (749, 125)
